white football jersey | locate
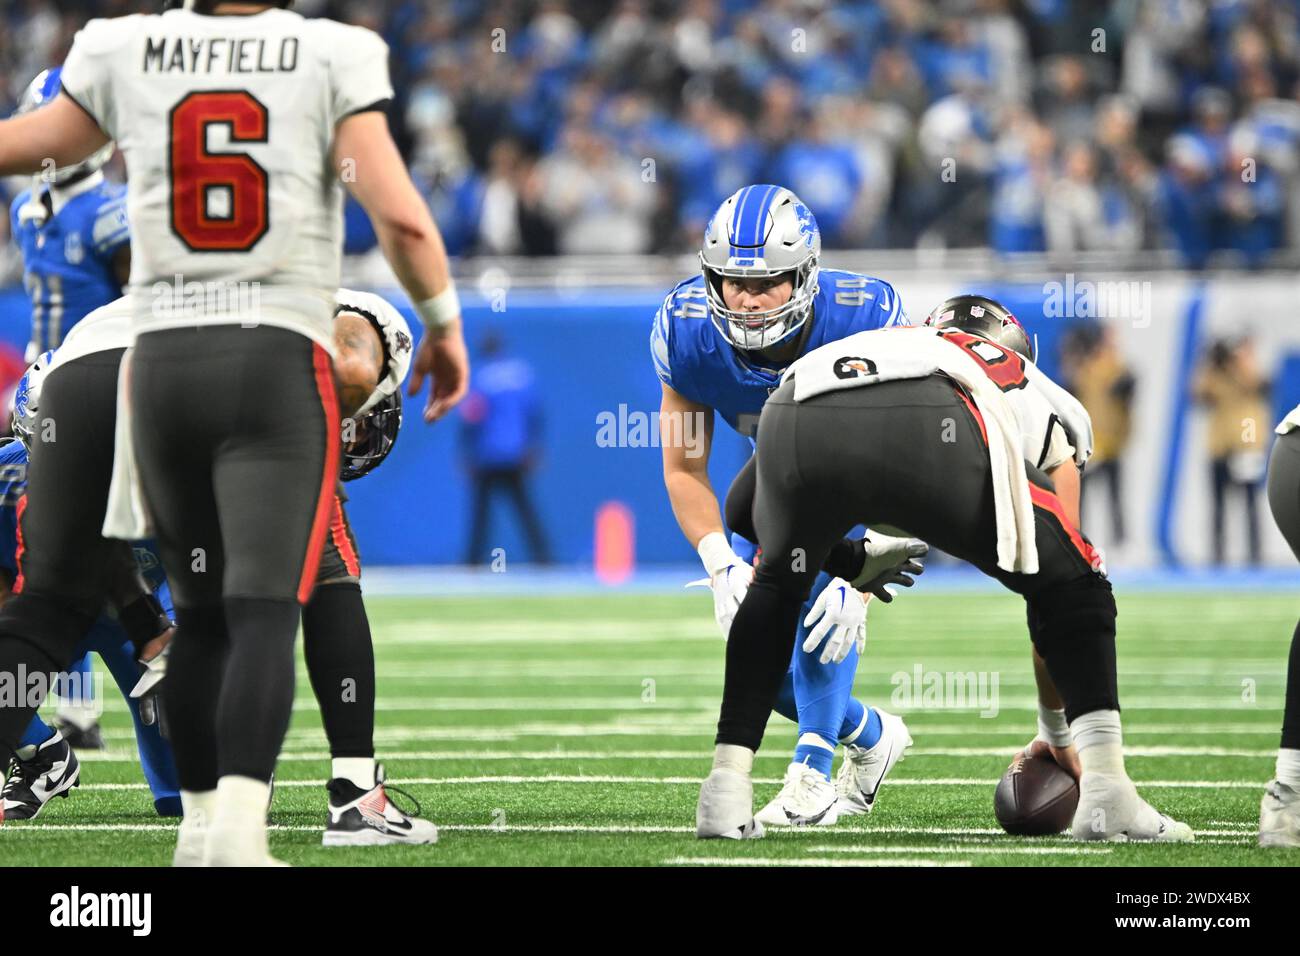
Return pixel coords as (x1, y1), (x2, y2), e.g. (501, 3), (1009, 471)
(1280, 404), (1300, 435)
(60, 8), (393, 353)
(786, 325), (1079, 473)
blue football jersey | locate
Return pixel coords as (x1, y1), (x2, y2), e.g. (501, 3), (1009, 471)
(9, 177), (129, 356)
(650, 269), (908, 435)
(0, 438), (170, 615)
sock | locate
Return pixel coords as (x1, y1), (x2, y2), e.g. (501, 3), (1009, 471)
(332, 757), (376, 791)
(793, 732), (835, 780)
(54, 701), (98, 732)
(212, 775), (271, 834)
(18, 714), (56, 753)
(303, 582), (376, 762)
(1277, 748), (1300, 789)
(712, 743), (754, 775)
(1071, 709), (1125, 776)
(180, 788), (217, 826)
(841, 703), (882, 748)
(790, 571), (859, 767)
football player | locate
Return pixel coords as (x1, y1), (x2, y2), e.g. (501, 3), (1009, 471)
(0, 353), (179, 821)
(698, 296), (1192, 843)
(0, 0), (467, 865)
(652, 184), (924, 827)
(8, 65), (133, 751)
(1260, 401), (1300, 847)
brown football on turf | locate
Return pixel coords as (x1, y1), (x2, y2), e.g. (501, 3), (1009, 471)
(994, 750), (1079, 836)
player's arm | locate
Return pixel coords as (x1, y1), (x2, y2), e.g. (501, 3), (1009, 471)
(660, 382), (720, 547)
(0, 94), (109, 177)
(105, 543), (172, 662)
(333, 112), (467, 423)
(660, 382), (753, 640)
(333, 311), (384, 418)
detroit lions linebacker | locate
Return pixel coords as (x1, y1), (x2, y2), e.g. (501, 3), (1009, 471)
(652, 184), (923, 827)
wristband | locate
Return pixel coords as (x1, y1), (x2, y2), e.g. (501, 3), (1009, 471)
(697, 531), (737, 578)
(1036, 702), (1072, 748)
(414, 285), (461, 332)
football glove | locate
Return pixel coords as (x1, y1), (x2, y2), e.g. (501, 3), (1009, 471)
(690, 531), (755, 641)
(131, 643), (169, 729)
(850, 532), (928, 602)
(802, 577), (867, 665)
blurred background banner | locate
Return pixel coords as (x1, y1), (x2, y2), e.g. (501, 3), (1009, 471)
(3, 0), (1300, 572)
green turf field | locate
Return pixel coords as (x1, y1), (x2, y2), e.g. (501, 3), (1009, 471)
(1, 589), (1296, 866)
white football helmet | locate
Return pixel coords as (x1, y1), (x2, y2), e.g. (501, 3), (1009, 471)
(335, 288), (415, 416)
(700, 184), (821, 351)
(11, 350), (57, 450)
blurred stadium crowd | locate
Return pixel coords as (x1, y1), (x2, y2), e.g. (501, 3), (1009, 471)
(2, 0), (1300, 269)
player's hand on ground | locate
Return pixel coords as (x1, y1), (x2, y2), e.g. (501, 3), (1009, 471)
(409, 325), (470, 423)
(708, 562), (754, 640)
(803, 576), (867, 665)
(852, 532), (928, 602)
(1014, 737), (1082, 782)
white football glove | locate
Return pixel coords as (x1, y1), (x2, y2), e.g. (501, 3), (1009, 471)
(802, 577), (868, 665)
(850, 532), (929, 601)
(689, 531), (755, 641)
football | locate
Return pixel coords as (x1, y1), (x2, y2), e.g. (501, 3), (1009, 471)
(994, 750), (1080, 836)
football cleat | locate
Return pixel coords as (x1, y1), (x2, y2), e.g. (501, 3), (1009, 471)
(1071, 773), (1194, 843)
(172, 812), (208, 867)
(51, 718), (105, 751)
(1259, 779), (1300, 848)
(755, 760), (840, 827)
(1, 731), (81, 820)
(696, 767), (764, 839)
(323, 765), (438, 847)
(835, 708), (912, 815)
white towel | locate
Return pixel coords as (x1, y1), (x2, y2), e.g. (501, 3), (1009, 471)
(786, 327), (1039, 574)
(102, 347), (153, 540)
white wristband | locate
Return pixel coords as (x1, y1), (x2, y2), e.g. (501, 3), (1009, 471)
(414, 285), (461, 332)
(697, 532), (737, 578)
(1036, 703), (1072, 748)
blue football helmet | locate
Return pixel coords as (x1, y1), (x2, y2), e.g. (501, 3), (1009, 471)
(16, 67), (114, 184)
(12, 350), (57, 450)
(699, 184), (821, 351)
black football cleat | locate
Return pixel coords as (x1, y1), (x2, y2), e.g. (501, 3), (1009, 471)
(2, 731), (81, 820)
(323, 764), (438, 846)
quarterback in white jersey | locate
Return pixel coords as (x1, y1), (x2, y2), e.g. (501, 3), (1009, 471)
(0, 0), (467, 866)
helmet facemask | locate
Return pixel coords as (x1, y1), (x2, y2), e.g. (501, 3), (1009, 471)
(701, 257), (819, 352)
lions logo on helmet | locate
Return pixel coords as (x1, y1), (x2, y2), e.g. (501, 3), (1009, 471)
(700, 184), (822, 351)
(11, 350), (57, 450)
(15, 68), (114, 185)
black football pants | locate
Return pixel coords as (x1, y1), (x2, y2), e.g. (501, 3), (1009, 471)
(718, 375), (1117, 752)
(131, 325), (340, 786)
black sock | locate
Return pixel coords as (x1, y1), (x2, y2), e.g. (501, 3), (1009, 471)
(0, 594), (94, 756)
(217, 596), (300, 782)
(716, 571), (806, 752)
(302, 582), (375, 761)
(1027, 576), (1120, 723)
(1282, 620), (1300, 751)
(162, 604), (228, 792)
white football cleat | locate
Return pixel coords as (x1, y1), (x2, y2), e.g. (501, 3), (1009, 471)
(755, 760), (840, 827)
(1259, 780), (1300, 848)
(1071, 773), (1194, 843)
(835, 709), (912, 816)
(1, 730), (80, 820)
(696, 768), (764, 839)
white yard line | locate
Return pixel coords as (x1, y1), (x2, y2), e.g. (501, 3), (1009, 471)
(664, 856), (970, 867)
